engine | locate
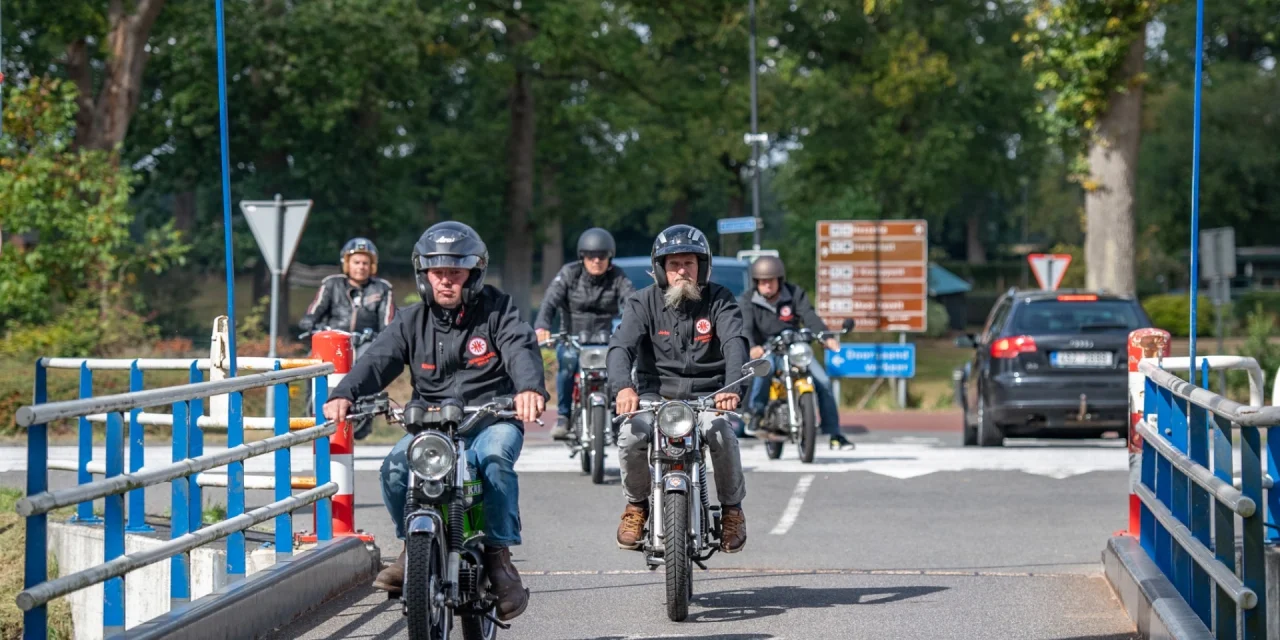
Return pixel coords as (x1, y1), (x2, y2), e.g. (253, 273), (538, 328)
(764, 399), (792, 434)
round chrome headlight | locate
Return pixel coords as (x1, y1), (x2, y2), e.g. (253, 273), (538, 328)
(788, 342), (814, 368)
(407, 432), (456, 482)
(657, 401), (696, 439)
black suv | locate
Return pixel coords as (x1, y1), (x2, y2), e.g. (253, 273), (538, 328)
(954, 288), (1153, 447)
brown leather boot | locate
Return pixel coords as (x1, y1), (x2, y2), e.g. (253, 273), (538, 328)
(484, 546), (529, 621)
(616, 502), (648, 550)
(372, 546), (406, 594)
(721, 505), (747, 553)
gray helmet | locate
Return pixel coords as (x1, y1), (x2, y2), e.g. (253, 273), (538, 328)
(650, 224), (711, 288)
(341, 237), (379, 275)
(749, 255), (785, 284)
(411, 221), (489, 305)
(576, 228), (616, 259)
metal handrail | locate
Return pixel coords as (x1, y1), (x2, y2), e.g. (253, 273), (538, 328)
(1140, 360), (1280, 427)
(17, 422), (335, 516)
(1160, 356), (1265, 407)
(15, 363), (332, 427)
(16, 483), (338, 611)
(1135, 420), (1254, 516)
(39, 356), (321, 371)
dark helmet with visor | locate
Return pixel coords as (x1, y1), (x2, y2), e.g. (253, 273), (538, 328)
(412, 221), (489, 305)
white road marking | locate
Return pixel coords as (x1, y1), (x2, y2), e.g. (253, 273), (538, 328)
(770, 474), (815, 535)
(0, 439), (1128, 479)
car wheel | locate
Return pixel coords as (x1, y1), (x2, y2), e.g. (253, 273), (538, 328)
(977, 393), (1004, 448)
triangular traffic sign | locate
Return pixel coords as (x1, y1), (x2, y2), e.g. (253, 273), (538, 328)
(240, 199), (313, 275)
(1027, 253), (1072, 290)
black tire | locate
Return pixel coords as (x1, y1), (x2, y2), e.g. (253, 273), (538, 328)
(405, 533), (449, 640)
(572, 407), (591, 474)
(590, 404), (607, 485)
(765, 441), (784, 459)
(977, 393), (1005, 448)
(963, 420), (977, 446)
(460, 613), (497, 640)
(798, 393), (818, 463)
(664, 491), (691, 622)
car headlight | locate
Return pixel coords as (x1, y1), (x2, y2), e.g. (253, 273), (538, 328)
(657, 401), (696, 439)
(407, 432), (456, 482)
(788, 342), (814, 368)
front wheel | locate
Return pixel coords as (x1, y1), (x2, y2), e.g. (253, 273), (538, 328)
(765, 441), (784, 459)
(664, 491), (691, 622)
(460, 613), (497, 640)
(573, 407), (592, 474)
(590, 403), (607, 485)
(798, 392), (818, 463)
(405, 533), (450, 640)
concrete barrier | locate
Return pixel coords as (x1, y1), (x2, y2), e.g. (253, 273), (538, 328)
(1103, 535), (1213, 640)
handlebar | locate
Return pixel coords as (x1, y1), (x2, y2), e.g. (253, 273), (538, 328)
(345, 394), (538, 434)
(538, 332), (582, 350)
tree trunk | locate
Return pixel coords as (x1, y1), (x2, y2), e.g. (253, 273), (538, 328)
(671, 198), (690, 225)
(540, 166), (564, 290)
(500, 47), (537, 320)
(70, 0), (168, 152)
(424, 200), (440, 226)
(173, 190), (197, 234)
(1084, 36), (1145, 295)
(966, 212), (987, 264)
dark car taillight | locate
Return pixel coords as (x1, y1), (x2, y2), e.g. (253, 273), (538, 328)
(990, 335), (1037, 359)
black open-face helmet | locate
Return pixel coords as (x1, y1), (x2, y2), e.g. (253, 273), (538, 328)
(411, 221), (489, 305)
(577, 228), (616, 260)
(650, 224), (711, 289)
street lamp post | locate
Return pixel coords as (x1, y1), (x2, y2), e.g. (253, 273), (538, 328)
(748, 0), (761, 250)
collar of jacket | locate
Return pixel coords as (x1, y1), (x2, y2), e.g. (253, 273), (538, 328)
(750, 285), (793, 312)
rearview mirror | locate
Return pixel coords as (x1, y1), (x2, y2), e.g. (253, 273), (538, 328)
(743, 358), (773, 378)
(841, 318), (855, 332)
(954, 334), (977, 348)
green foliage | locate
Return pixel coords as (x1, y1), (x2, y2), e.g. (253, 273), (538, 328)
(0, 309), (157, 360)
(1232, 291), (1280, 327)
(1234, 303), (1280, 396)
(925, 300), (951, 338)
(1142, 294), (1214, 337)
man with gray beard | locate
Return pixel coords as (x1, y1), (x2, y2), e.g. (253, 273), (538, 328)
(606, 224), (751, 553)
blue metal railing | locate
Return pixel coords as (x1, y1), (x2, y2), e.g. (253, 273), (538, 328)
(17, 362), (335, 639)
(1136, 357), (1279, 638)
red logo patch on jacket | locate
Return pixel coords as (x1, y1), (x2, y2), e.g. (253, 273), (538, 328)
(467, 337), (498, 366)
(779, 305), (794, 322)
(694, 318), (713, 343)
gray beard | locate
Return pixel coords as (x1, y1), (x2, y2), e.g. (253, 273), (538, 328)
(664, 279), (702, 308)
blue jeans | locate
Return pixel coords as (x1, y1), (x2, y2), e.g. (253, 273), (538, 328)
(555, 345), (580, 417)
(749, 353), (842, 436)
(380, 421), (524, 547)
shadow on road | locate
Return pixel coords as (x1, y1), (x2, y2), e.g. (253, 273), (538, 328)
(688, 584), (949, 623)
(579, 636), (773, 640)
(1047, 635), (1138, 640)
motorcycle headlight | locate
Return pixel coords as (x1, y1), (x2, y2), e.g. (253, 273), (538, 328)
(657, 401), (696, 439)
(788, 342), (814, 368)
(579, 346), (609, 370)
(407, 432), (456, 482)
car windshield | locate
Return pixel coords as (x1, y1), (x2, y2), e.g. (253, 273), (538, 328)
(617, 263), (749, 298)
(1008, 301), (1145, 335)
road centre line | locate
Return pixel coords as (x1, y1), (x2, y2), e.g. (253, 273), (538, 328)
(770, 474), (815, 535)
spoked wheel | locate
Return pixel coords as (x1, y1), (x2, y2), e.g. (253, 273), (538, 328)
(798, 393), (818, 463)
(765, 441), (784, 459)
(664, 491), (691, 622)
(460, 610), (497, 640)
(405, 533), (450, 640)
(573, 407), (592, 474)
(590, 404), (607, 485)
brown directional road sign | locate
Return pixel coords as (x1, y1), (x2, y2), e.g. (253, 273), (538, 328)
(816, 220), (928, 333)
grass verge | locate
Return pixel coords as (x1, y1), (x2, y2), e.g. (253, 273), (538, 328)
(0, 488), (75, 639)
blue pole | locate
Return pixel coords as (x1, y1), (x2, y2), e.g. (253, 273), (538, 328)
(170, 400), (191, 605)
(314, 379), (332, 541)
(104, 411), (126, 636)
(274, 364), (292, 560)
(188, 362), (204, 534)
(23, 362), (48, 640)
(1187, 0), (1206, 368)
(215, 0), (238, 379)
(228, 390), (246, 577)
(127, 361), (154, 533)
(74, 363), (100, 523)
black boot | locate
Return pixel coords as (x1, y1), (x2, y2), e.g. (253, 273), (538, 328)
(484, 546), (529, 621)
(372, 546), (405, 594)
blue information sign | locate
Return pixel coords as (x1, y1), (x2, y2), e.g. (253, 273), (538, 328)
(825, 343), (916, 378)
(716, 217), (758, 234)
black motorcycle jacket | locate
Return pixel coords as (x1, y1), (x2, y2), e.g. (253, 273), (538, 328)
(330, 285), (549, 429)
(535, 262), (636, 337)
(607, 282), (748, 400)
(739, 282), (829, 347)
(299, 275), (396, 334)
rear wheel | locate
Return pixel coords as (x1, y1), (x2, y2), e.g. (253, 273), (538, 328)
(663, 491), (691, 622)
(573, 407), (592, 474)
(977, 393), (1004, 448)
(460, 612), (496, 640)
(798, 393), (818, 463)
(590, 403), (607, 485)
(405, 533), (449, 640)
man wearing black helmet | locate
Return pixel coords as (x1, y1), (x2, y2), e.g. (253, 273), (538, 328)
(322, 221), (547, 622)
(535, 227), (636, 439)
(740, 256), (855, 449)
(299, 237), (396, 338)
(607, 224), (750, 553)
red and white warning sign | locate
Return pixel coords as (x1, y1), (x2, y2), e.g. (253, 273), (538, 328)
(1027, 254), (1072, 291)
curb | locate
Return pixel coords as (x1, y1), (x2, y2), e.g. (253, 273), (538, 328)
(113, 536), (380, 640)
(1103, 535), (1212, 640)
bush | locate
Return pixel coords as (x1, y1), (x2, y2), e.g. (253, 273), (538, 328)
(1141, 294), (1215, 337)
(1231, 290), (1280, 327)
(1235, 303), (1280, 396)
(0, 309), (157, 360)
(925, 300), (950, 338)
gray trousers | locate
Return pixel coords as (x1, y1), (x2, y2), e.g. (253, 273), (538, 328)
(617, 398), (747, 506)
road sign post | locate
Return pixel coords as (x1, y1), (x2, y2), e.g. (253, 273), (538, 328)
(815, 220), (928, 333)
(1200, 227), (1235, 391)
(241, 196), (312, 415)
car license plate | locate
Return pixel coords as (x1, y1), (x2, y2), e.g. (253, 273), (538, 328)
(1051, 351), (1114, 368)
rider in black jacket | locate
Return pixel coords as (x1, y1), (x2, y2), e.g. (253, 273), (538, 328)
(607, 224), (750, 554)
(324, 222), (546, 622)
(299, 237), (396, 335)
(535, 228), (636, 439)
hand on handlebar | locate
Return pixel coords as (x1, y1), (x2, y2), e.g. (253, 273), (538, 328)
(825, 337), (840, 352)
(535, 328), (552, 344)
(616, 388), (639, 415)
(750, 345), (764, 359)
(323, 398), (352, 424)
(514, 391), (545, 424)
(713, 392), (740, 411)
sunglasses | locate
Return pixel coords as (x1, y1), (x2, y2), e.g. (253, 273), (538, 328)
(581, 252), (611, 261)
